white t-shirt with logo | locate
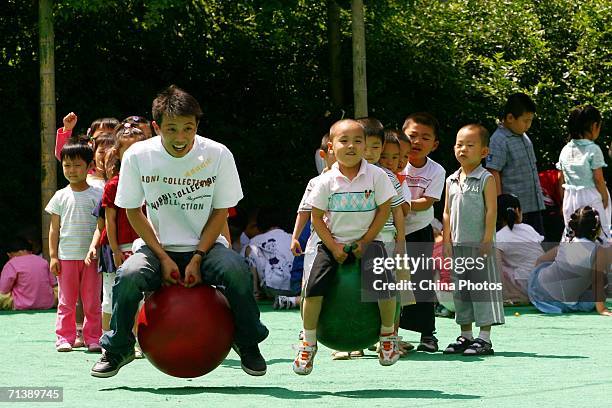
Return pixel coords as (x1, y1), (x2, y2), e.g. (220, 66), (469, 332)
(307, 160), (396, 244)
(400, 157), (446, 235)
(245, 228), (295, 291)
(115, 135), (243, 252)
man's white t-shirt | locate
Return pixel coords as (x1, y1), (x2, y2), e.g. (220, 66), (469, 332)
(307, 159), (396, 244)
(400, 157), (446, 235)
(115, 135), (243, 252)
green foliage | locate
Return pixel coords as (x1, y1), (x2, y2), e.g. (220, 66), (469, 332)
(1, 0), (611, 249)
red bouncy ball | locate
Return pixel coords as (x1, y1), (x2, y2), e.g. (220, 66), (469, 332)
(137, 285), (234, 378)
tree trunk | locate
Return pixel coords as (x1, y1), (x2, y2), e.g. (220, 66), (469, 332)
(39, 0), (56, 259)
(351, 0), (367, 118)
(327, 0), (343, 108)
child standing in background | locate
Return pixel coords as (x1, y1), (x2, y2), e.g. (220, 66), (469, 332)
(442, 124), (504, 356)
(486, 93), (546, 234)
(398, 112), (446, 353)
(46, 143), (103, 352)
(100, 125), (147, 332)
(55, 112), (119, 161)
(557, 105), (610, 242)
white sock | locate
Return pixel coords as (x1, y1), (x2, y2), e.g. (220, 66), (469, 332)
(461, 330), (473, 340)
(380, 325), (395, 336)
(478, 330), (491, 343)
(303, 329), (317, 345)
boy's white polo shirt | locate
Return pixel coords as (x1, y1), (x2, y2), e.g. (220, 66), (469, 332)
(307, 159), (396, 244)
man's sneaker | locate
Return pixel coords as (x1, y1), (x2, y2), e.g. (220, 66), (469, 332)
(443, 336), (474, 354)
(74, 330), (85, 348)
(293, 342), (317, 375)
(90, 350), (135, 378)
(56, 343), (72, 352)
(417, 335), (439, 352)
(233, 343), (267, 376)
(378, 335), (401, 366)
(462, 338), (494, 356)
(87, 343), (102, 353)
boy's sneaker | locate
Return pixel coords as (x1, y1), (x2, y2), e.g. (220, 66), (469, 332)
(56, 343), (72, 352)
(87, 343), (102, 353)
(463, 338), (494, 356)
(293, 342), (317, 375)
(378, 334), (401, 366)
(74, 330), (85, 348)
(90, 350), (135, 378)
(443, 336), (474, 354)
(233, 343), (267, 376)
(417, 335), (439, 352)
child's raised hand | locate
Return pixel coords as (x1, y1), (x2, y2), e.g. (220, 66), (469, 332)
(331, 242), (349, 264)
(50, 258), (61, 276)
(290, 239), (303, 256)
(62, 112), (78, 131)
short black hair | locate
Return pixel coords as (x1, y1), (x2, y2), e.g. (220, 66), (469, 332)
(320, 133), (330, 152)
(402, 112), (440, 140)
(356, 117), (384, 144)
(6, 236), (33, 253)
(60, 143), (94, 164)
(383, 129), (401, 146)
(459, 123), (490, 147)
(88, 118), (119, 137)
(503, 92), (536, 120)
(329, 119), (365, 142)
(152, 85), (203, 125)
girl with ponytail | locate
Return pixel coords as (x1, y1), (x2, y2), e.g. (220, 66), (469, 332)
(528, 206), (611, 315)
(495, 194), (544, 303)
(557, 105), (610, 242)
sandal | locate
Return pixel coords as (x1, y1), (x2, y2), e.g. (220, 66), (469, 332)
(443, 336), (473, 354)
(462, 338), (494, 356)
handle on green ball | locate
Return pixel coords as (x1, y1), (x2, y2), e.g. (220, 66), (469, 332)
(343, 242), (359, 253)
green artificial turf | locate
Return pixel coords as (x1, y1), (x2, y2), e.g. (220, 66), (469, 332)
(2, 303), (612, 407)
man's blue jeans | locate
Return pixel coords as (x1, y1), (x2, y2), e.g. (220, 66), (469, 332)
(100, 243), (269, 355)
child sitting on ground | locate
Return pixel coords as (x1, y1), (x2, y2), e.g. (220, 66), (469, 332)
(0, 237), (57, 310)
(495, 193), (544, 304)
(293, 119), (399, 375)
(245, 207), (296, 303)
(528, 206), (611, 315)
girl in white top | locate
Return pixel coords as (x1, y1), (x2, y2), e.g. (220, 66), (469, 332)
(557, 105), (610, 242)
(495, 194), (544, 303)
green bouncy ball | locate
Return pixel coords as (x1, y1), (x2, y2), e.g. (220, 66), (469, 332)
(317, 244), (382, 351)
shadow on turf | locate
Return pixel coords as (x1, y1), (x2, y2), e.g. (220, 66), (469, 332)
(221, 358), (293, 369)
(395, 351), (587, 362)
(100, 386), (480, 400)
